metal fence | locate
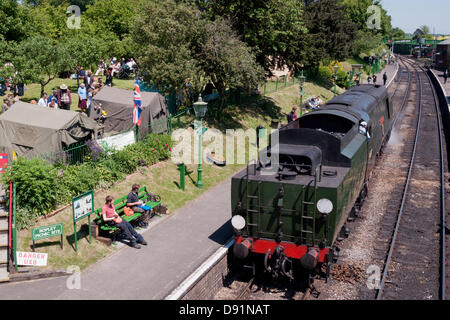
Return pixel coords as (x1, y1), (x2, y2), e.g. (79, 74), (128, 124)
(39, 141), (90, 166)
(38, 117), (170, 165)
(260, 75), (298, 95)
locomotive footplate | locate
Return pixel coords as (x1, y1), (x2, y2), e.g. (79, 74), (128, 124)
(234, 236), (330, 265)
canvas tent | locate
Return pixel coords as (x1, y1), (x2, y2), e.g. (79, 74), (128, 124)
(90, 87), (169, 138)
(0, 102), (99, 159)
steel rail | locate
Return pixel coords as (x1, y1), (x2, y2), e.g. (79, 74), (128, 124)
(391, 56), (412, 135)
(376, 60), (422, 300)
(235, 276), (255, 300)
(422, 67), (446, 300)
(390, 57), (406, 99)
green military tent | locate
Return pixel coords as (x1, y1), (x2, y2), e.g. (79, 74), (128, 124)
(0, 101), (100, 159)
(90, 87), (169, 138)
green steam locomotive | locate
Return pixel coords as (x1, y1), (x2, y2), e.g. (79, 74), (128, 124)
(231, 84), (393, 280)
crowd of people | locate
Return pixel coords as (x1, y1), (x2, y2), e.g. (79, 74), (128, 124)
(1, 57), (135, 116)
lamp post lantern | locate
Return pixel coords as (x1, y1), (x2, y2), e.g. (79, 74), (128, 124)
(298, 70), (306, 117)
(193, 94), (208, 189)
(333, 63), (339, 97)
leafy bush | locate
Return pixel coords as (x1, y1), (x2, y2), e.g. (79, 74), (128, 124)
(336, 70), (349, 88)
(2, 133), (173, 230)
(15, 208), (40, 231)
(1, 158), (58, 214)
(318, 66), (332, 81)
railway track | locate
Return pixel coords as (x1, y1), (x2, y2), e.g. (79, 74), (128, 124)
(376, 58), (446, 300)
(215, 56), (447, 301)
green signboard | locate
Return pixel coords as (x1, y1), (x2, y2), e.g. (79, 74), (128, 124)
(72, 190), (94, 252)
(32, 223), (63, 251)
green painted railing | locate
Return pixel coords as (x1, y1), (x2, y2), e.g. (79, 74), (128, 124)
(261, 75), (297, 95)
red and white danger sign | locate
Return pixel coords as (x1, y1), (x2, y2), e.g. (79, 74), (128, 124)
(16, 251), (48, 267)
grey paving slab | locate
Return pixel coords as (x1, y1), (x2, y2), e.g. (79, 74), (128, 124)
(0, 178), (234, 300)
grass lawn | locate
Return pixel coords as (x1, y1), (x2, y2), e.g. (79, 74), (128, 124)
(14, 76), (340, 271)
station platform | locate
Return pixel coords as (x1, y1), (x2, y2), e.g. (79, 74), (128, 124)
(430, 69), (450, 104)
(0, 178), (234, 299)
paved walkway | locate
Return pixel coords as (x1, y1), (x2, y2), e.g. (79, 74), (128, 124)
(0, 178), (234, 299)
(368, 62), (399, 87)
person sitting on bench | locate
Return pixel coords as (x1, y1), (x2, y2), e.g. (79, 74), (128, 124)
(127, 184), (150, 215)
(102, 195), (147, 249)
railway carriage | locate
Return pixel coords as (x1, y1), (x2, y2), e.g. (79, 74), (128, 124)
(230, 85), (393, 281)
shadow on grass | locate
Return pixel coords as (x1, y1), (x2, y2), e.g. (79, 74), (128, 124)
(30, 240), (63, 251)
(204, 94), (282, 131)
(66, 223), (91, 251)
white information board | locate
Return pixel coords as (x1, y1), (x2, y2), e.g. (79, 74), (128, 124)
(97, 130), (136, 151)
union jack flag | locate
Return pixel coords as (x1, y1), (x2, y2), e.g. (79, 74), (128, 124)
(133, 81), (142, 127)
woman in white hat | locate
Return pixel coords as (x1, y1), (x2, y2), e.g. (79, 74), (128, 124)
(57, 84), (72, 110)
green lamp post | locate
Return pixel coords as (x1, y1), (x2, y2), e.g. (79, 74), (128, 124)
(333, 63), (339, 97)
(298, 70), (306, 117)
(193, 94), (208, 189)
(352, 64), (363, 87)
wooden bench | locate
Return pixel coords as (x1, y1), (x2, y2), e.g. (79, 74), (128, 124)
(91, 186), (162, 243)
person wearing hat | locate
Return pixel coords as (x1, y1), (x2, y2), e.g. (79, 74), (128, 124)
(57, 84), (72, 110)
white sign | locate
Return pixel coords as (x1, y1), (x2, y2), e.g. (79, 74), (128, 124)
(73, 192), (93, 221)
(97, 130), (135, 152)
(16, 251), (48, 267)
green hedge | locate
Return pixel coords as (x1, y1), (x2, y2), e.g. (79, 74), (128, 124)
(1, 133), (173, 230)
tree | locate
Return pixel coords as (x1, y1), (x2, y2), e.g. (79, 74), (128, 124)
(303, 0), (358, 68)
(390, 27), (406, 40)
(198, 0), (308, 73)
(83, 0), (139, 41)
(132, 0), (204, 96)
(27, 0), (68, 40)
(15, 37), (69, 96)
(0, 0), (31, 41)
(413, 25), (433, 41)
(134, 0), (265, 114)
(196, 18), (265, 109)
(58, 35), (107, 87)
(341, 0), (392, 37)
(0, 40), (40, 96)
